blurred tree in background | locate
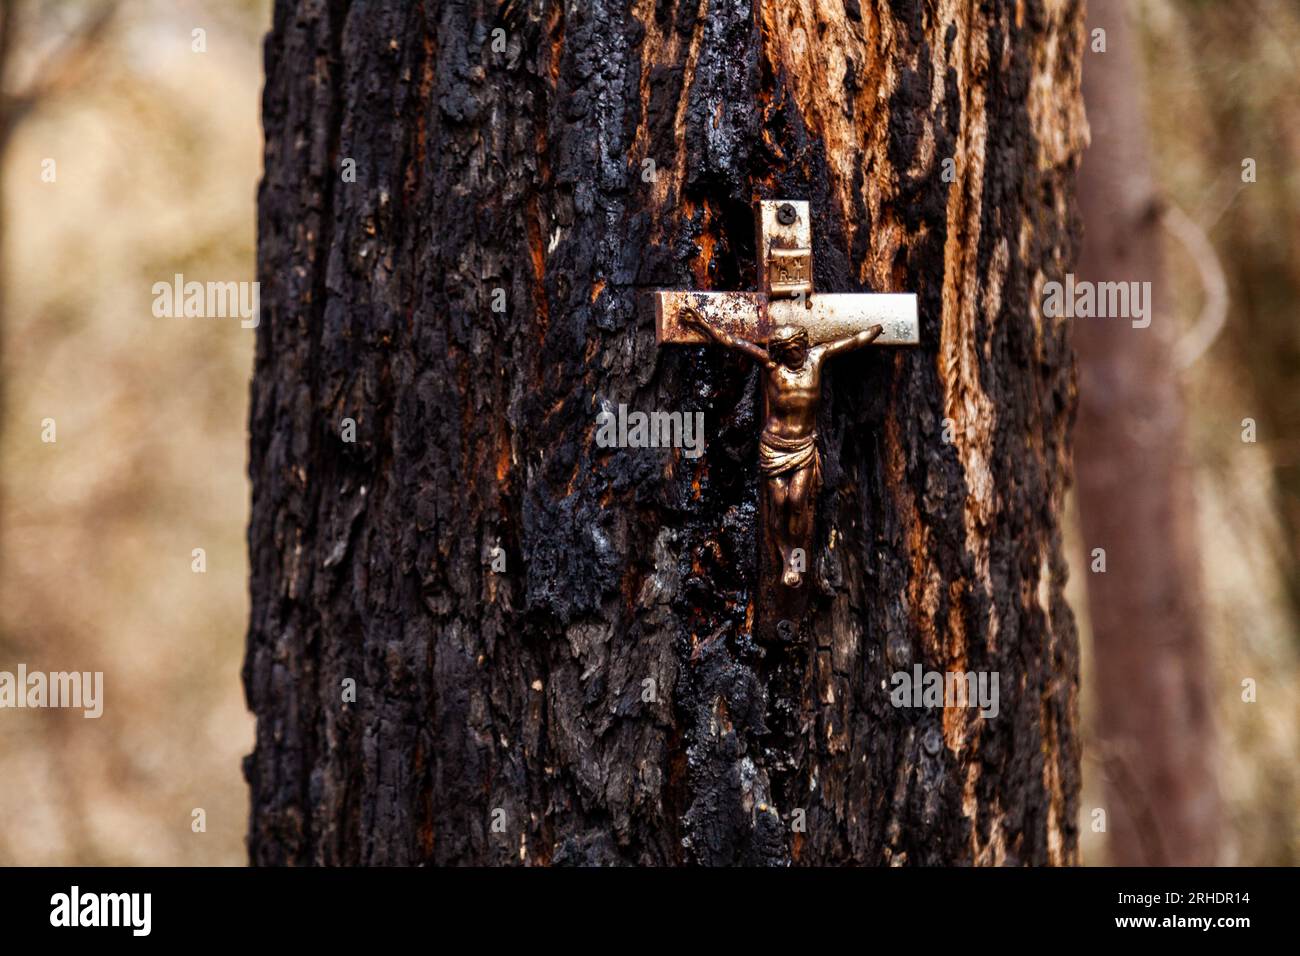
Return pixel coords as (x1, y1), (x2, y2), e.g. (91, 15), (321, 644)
(1075, 0), (1219, 867)
(1073, 0), (1300, 866)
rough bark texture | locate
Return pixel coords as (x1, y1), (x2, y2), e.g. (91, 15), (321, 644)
(1074, 0), (1219, 866)
(245, 0), (1086, 866)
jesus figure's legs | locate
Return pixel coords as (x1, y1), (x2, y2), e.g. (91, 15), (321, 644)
(787, 462), (815, 543)
(768, 473), (791, 580)
(766, 461), (815, 588)
(780, 460), (817, 587)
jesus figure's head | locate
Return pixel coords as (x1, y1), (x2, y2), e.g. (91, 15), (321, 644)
(769, 325), (810, 369)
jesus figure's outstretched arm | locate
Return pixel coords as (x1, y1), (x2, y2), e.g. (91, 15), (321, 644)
(817, 323), (885, 360)
(682, 307), (774, 368)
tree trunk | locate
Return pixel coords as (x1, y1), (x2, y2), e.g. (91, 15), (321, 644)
(1074, 0), (1219, 865)
(245, 0), (1086, 866)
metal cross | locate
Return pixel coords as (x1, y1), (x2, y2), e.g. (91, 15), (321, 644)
(656, 200), (918, 617)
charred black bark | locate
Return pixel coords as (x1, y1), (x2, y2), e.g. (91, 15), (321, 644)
(246, 0), (1086, 866)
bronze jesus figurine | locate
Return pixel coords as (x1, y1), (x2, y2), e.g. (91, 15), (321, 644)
(683, 308), (884, 587)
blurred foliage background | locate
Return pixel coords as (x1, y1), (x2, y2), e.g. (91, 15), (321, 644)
(1132, 0), (1299, 865)
(0, 0), (1295, 865)
(0, 0), (266, 865)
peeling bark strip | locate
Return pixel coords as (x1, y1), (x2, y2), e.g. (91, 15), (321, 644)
(246, 0), (1086, 865)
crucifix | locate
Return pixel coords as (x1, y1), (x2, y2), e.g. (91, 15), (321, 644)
(656, 200), (918, 623)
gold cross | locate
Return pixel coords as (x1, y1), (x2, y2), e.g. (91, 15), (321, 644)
(656, 200), (919, 621)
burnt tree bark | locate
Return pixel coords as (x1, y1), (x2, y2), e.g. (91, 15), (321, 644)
(245, 0), (1086, 865)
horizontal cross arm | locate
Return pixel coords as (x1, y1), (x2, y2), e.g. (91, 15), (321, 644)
(770, 294), (919, 346)
(656, 292), (766, 345)
(655, 291), (919, 347)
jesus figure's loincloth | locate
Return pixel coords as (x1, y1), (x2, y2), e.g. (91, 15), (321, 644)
(758, 430), (821, 484)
